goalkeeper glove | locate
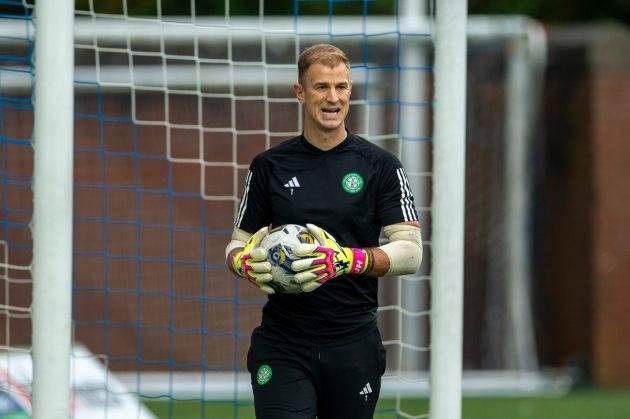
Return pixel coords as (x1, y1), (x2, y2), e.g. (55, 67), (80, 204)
(231, 226), (274, 294)
(291, 223), (370, 292)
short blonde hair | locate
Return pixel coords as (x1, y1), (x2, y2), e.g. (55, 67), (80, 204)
(297, 44), (350, 85)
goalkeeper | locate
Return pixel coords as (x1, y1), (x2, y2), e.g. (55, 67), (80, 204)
(225, 44), (422, 419)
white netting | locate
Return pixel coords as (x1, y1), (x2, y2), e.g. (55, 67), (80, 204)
(2, 1), (437, 416)
(1, 1), (544, 418)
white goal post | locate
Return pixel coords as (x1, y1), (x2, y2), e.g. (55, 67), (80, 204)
(31, 0), (74, 418)
(430, 1), (467, 419)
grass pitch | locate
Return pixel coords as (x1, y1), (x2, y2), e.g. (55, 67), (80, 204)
(144, 388), (630, 419)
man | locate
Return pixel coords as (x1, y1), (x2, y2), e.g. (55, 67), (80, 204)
(225, 44), (422, 419)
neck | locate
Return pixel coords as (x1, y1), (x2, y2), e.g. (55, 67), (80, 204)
(302, 124), (347, 151)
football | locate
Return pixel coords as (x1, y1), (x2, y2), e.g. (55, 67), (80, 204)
(260, 224), (316, 294)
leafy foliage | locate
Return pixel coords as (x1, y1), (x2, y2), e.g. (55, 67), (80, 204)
(469, 0), (630, 24)
(3, 0), (629, 23)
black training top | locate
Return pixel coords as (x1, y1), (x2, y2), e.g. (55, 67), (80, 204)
(235, 131), (419, 345)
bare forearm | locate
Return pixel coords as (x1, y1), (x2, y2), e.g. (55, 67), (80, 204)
(365, 248), (390, 277)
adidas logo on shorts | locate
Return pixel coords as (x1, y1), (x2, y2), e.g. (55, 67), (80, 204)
(359, 382), (373, 401)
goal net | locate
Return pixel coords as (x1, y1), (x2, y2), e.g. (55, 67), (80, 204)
(0, 1), (544, 418)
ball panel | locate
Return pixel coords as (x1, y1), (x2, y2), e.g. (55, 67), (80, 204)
(260, 224), (314, 294)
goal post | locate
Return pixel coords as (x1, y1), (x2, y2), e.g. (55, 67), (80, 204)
(430, 1), (467, 419)
(31, 0), (74, 418)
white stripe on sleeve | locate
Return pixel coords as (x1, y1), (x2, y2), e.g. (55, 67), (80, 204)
(400, 168), (418, 220)
(234, 170), (252, 227)
(396, 168), (417, 221)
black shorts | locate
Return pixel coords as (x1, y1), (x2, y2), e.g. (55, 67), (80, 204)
(247, 327), (387, 419)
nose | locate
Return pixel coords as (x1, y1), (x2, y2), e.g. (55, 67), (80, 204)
(326, 87), (339, 103)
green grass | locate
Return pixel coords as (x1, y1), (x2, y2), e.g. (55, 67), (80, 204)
(144, 388), (630, 419)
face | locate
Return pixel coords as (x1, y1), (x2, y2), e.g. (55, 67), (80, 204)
(294, 63), (352, 135)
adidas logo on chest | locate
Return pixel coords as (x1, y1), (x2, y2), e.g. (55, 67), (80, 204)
(284, 177), (300, 195)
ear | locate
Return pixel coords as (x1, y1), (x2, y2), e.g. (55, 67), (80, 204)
(293, 82), (305, 104)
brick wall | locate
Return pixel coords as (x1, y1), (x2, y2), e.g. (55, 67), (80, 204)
(589, 26), (630, 386)
(541, 24), (630, 387)
(2, 24), (629, 382)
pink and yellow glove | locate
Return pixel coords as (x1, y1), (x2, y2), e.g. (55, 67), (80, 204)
(291, 224), (370, 292)
(231, 226), (274, 294)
